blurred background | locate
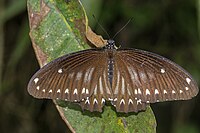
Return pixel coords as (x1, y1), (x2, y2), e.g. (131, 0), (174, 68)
(0, 0), (200, 133)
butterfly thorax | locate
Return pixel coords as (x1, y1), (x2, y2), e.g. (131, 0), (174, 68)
(104, 39), (117, 50)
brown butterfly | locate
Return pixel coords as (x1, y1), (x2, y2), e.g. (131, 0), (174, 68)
(28, 39), (198, 113)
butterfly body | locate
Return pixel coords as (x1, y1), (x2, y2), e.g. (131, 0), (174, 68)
(28, 40), (198, 113)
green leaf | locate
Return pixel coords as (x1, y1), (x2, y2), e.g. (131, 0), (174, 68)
(27, 0), (156, 132)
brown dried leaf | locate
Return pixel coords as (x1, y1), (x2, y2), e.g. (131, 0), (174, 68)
(86, 26), (107, 48)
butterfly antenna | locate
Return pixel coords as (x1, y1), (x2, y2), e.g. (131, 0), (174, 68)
(92, 15), (110, 39)
(112, 18), (133, 39)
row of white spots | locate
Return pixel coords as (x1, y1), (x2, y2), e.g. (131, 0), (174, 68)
(132, 87), (189, 96)
(51, 88), (90, 95)
(36, 87), (189, 99)
(80, 88), (89, 95)
(112, 98), (140, 105)
(84, 98), (106, 105)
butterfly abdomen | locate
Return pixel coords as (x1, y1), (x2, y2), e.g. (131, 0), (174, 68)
(108, 55), (114, 87)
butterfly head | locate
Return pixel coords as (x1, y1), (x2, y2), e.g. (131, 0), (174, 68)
(104, 39), (117, 50)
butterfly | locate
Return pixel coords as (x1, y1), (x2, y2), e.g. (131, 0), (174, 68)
(27, 39), (198, 113)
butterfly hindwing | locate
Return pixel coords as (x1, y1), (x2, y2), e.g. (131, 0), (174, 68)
(111, 52), (148, 113)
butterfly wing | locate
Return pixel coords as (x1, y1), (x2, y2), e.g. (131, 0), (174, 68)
(111, 48), (198, 113)
(28, 49), (113, 112)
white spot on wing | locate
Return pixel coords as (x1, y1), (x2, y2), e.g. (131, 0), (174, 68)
(164, 90), (167, 94)
(128, 99), (133, 104)
(81, 88), (85, 94)
(161, 68), (165, 73)
(108, 98), (113, 101)
(36, 86), (40, 90)
(73, 88), (78, 94)
(57, 89), (61, 93)
(186, 78), (191, 84)
(185, 87), (189, 91)
(58, 69), (63, 73)
(34, 78), (39, 84)
(86, 89), (89, 94)
(49, 89), (52, 93)
(172, 90), (176, 94)
(42, 89), (45, 92)
(155, 89), (159, 94)
(93, 98), (98, 104)
(137, 99), (142, 105)
(85, 97), (90, 104)
(138, 88), (142, 94)
(179, 90), (183, 93)
(101, 98), (105, 104)
(120, 99), (125, 105)
(114, 98), (117, 101)
(65, 88), (69, 94)
(134, 89), (137, 95)
(146, 89), (150, 95)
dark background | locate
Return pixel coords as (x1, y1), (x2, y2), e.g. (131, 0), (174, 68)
(0, 0), (200, 133)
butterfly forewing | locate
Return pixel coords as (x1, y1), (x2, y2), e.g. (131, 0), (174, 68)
(28, 49), (113, 111)
(114, 49), (198, 105)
